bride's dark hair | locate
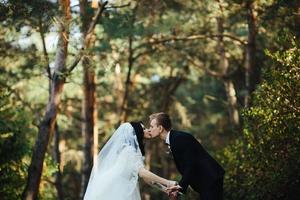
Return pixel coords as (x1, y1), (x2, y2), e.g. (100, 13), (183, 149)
(130, 121), (145, 156)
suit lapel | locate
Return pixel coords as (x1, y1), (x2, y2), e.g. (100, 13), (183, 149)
(169, 130), (174, 147)
(169, 130), (176, 153)
(168, 130), (182, 172)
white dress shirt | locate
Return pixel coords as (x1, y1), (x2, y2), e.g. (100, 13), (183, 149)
(165, 131), (171, 146)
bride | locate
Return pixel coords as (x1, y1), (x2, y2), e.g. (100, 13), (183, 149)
(83, 122), (176, 200)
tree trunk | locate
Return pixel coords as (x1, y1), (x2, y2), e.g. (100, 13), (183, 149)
(244, 0), (257, 107)
(161, 74), (187, 113)
(22, 1), (70, 199)
(119, 3), (139, 123)
(216, 8), (240, 128)
(223, 80), (239, 127)
(142, 142), (152, 200)
(79, 0), (99, 198)
(80, 57), (98, 198)
(53, 124), (64, 200)
(114, 63), (124, 108)
(39, 14), (64, 200)
(120, 36), (134, 123)
(158, 70), (187, 188)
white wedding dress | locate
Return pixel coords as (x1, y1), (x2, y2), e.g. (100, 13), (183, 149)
(84, 123), (144, 200)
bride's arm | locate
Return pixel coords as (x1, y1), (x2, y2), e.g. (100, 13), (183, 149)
(138, 167), (176, 187)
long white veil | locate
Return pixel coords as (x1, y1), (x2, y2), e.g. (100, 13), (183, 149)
(84, 122), (144, 200)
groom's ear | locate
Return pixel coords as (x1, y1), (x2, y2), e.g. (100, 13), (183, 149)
(159, 125), (164, 133)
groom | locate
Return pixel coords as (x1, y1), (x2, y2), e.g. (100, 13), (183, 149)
(146, 112), (225, 200)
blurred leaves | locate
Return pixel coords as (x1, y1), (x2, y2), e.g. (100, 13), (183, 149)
(0, 88), (34, 200)
(220, 37), (300, 200)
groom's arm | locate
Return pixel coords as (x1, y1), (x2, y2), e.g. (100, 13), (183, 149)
(178, 148), (196, 194)
(178, 168), (193, 193)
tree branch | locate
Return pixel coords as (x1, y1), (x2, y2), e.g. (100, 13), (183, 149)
(134, 34), (246, 51)
(132, 47), (158, 61)
(186, 54), (239, 79)
(186, 55), (225, 78)
(67, 1), (108, 74)
(38, 16), (51, 81)
(106, 3), (131, 9)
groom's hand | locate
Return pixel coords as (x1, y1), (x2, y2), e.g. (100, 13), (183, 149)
(166, 185), (182, 193)
(168, 190), (179, 200)
(166, 185), (182, 198)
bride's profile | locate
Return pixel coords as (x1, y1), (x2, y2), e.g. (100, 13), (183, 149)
(83, 122), (175, 200)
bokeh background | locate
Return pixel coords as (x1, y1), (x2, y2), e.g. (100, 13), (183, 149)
(0, 0), (299, 199)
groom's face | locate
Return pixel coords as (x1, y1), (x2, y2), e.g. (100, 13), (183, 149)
(148, 118), (161, 139)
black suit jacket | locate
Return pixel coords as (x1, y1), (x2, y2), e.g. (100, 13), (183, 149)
(169, 130), (225, 194)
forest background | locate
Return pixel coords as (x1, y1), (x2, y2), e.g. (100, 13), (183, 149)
(0, 0), (299, 199)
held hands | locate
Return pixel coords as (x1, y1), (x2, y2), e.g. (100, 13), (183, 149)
(165, 181), (182, 200)
(167, 180), (178, 188)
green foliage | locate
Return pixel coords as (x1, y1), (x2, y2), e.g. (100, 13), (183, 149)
(0, 88), (33, 199)
(221, 40), (300, 200)
(0, 0), (57, 29)
(0, 90), (59, 200)
(101, 11), (139, 38)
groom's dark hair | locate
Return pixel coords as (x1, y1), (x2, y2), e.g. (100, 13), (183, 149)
(149, 112), (172, 131)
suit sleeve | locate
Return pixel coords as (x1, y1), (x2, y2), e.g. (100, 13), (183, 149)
(178, 147), (197, 194)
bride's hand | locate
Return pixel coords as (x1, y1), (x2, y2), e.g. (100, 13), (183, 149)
(166, 180), (178, 187)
